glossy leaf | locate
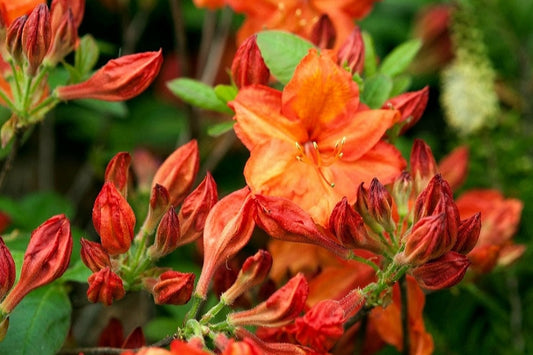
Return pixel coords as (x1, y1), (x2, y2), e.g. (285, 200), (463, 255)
(167, 78), (232, 113)
(379, 39), (422, 77)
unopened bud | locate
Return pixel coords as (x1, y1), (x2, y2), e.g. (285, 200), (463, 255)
(391, 171), (413, 219)
(337, 26), (364, 74)
(410, 139), (438, 195)
(452, 212), (481, 254)
(151, 140), (199, 207)
(93, 182), (136, 255)
(45, 9), (76, 66)
(310, 14), (336, 49)
(141, 184), (170, 236)
(55, 49), (163, 101)
(22, 3), (51, 75)
(144, 270), (194, 305)
(104, 151), (131, 197)
(383, 86), (429, 134)
(368, 178), (395, 233)
(6, 15), (27, 64)
(399, 213), (447, 265)
(80, 238), (111, 273)
(148, 206), (180, 259)
(231, 34), (270, 88)
(50, 0), (84, 30)
(411, 251), (470, 290)
(0, 238), (15, 301)
(87, 267), (125, 305)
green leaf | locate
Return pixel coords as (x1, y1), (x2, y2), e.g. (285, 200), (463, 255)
(0, 285), (71, 355)
(214, 84), (238, 103)
(360, 74), (393, 109)
(390, 75), (412, 97)
(167, 78), (232, 114)
(256, 30), (314, 84)
(362, 32), (378, 77)
(207, 120), (235, 137)
(379, 39), (422, 78)
(74, 35), (100, 81)
(60, 259), (91, 283)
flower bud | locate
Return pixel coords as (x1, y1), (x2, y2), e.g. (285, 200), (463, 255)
(151, 140), (199, 207)
(0, 238), (15, 301)
(399, 213), (447, 265)
(410, 139), (438, 195)
(328, 197), (381, 252)
(141, 184), (170, 236)
(0, 214), (72, 314)
(254, 194), (348, 258)
(178, 173), (218, 246)
(295, 300), (345, 352)
(6, 15), (27, 64)
(453, 212), (481, 254)
(55, 49), (163, 101)
(391, 171), (413, 218)
(93, 181), (136, 255)
(231, 34), (270, 88)
(104, 151), (131, 197)
(337, 26), (364, 74)
(50, 0), (84, 30)
(144, 270), (195, 305)
(383, 86), (429, 134)
(87, 267), (125, 305)
(195, 187), (255, 299)
(221, 250), (273, 306)
(22, 3), (51, 75)
(44, 9), (76, 66)
(228, 273), (308, 328)
(411, 251), (470, 290)
(438, 146), (469, 191)
(148, 206), (180, 259)
(310, 14), (336, 49)
(80, 238), (111, 273)
(368, 178), (395, 233)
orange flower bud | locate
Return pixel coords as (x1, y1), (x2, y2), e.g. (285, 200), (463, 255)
(44, 9), (76, 66)
(329, 197), (381, 252)
(391, 171), (413, 218)
(178, 173), (218, 246)
(0, 238), (15, 301)
(221, 250), (273, 306)
(228, 273), (308, 328)
(410, 139), (438, 195)
(254, 194), (348, 258)
(80, 238), (111, 273)
(92, 181), (136, 255)
(141, 184), (170, 236)
(0, 214), (72, 313)
(148, 206), (180, 259)
(231, 34), (270, 88)
(438, 146), (469, 191)
(400, 213), (447, 265)
(55, 49), (163, 101)
(411, 251), (470, 290)
(22, 3), (51, 75)
(195, 187), (256, 298)
(151, 140), (199, 207)
(368, 178), (396, 233)
(87, 267), (125, 305)
(6, 15), (26, 64)
(104, 151), (131, 197)
(383, 86), (429, 134)
(144, 270), (195, 305)
(337, 26), (364, 74)
(453, 212), (481, 254)
(50, 0), (84, 30)
(310, 14), (336, 49)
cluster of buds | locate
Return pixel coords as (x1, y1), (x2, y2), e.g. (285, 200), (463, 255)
(82, 140), (218, 306)
(0, 0), (162, 146)
(0, 214), (72, 341)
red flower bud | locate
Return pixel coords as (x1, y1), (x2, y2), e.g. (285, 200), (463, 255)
(87, 267), (125, 305)
(329, 197), (381, 252)
(151, 140), (199, 207)
(195, 187), (256, 298)
(0, 214), (72, 313)
(221, 250), (273, 306)
(104, 151), (131, 197)
(22, 3), (51, 75)
(80, 238), (111, 273)
(144, 270), (195, 305)
(410, 139), (439, 195)
(310, 14), (336, 49)
(368, 178), (396, 232)
(6, 15), (27, 64)
(45, 8), (76, 66)
(55, 49), (163, 101)
(50, 0), (84, 30)
(0, 238), (15, 301)
(399, 213), (447, 265)
(228, 273), (308, 328)
(93, 181), (136, 255)
(231, 34), (270, 88)
(254, 194), (348, 258)
(391, 171), (413, 218)
(453, 212), (481, 254)
(438, 146), (469, 191)
(178, 173), (218, 246)
(383, 86), (429, 134)
(411, 251), (470, 290)
(148, 206), (180, 259)
(141, 184), (170, 236)
(337, 26), (365, 74)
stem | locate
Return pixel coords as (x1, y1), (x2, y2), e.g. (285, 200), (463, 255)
(184, 294), (205, 324)
(349, 253), (381, 273)
(200, 299), (227, 325)
(28, 95), (59, 118)
(0, 88), (17, 112)
(400, 275), (410, 355)
(0, 128), (25, 191)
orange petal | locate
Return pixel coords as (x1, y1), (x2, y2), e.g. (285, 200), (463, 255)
(231, 85), (307, 150)
(281, 49), (360, 138)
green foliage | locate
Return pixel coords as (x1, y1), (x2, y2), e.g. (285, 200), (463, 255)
(379, 39), (422, 78)
(167, 78), (232, 114)
(360, 74), (393, 109)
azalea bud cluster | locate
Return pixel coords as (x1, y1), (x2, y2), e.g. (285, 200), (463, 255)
(0, 0), (162, 147)
(83, 140), (218, 306)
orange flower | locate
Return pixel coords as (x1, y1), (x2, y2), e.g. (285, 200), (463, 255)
(192, 0), (226, 10)
(226, 0), (380, 47)
(0, 0), (43, 26)
(231, 49), (405, 224)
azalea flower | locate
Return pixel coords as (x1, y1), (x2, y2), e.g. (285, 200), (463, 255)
(225, 0), (380, 47)
(231, 49), (405, 224)
(0, 0), (43, 25)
